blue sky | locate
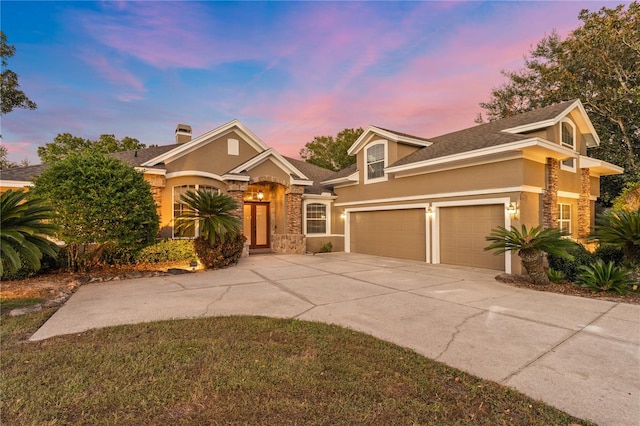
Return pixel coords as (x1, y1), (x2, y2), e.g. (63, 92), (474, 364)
(1, 1), (620, 164)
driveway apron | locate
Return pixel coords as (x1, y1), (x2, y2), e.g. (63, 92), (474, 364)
(30, 253), (640, 426)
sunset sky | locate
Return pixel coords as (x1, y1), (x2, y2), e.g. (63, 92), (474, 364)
(1, 1), (619, 164)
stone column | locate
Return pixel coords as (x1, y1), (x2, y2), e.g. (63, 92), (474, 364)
(144, 175), (165, 218)
(543, 158), (559, 229)
(226, 181), (248, 227)
(578, 168), (591, 238)
(286, 185), (304, 234)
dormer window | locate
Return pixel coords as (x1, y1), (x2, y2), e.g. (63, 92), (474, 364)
(365, 141), (387, 183)
(561, 119), (575, 150)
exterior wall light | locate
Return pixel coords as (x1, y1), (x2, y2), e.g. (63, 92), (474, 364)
(507, 202), (517, 215)
(257, 190), (264, 201)
(426, 207), (434, 217)
(340, 213), (346, 220)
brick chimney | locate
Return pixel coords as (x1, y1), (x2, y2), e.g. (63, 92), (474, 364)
(175, 124), (192, 144)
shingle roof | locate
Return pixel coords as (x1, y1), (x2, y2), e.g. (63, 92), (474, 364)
(0, 164), (48, 182)
(391, 100), (578, 167)
(323, 163), (357, 182)
(109, 144), (176, 167)
(284, 156), (335, 194)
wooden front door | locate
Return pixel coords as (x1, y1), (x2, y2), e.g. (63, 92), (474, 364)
(243, 203), (270, 249)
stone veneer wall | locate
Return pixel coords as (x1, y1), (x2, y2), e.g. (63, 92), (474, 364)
(145, 175), (165, 218)
(285, 186), (304, 234)
(543, 158), (559, 229)
(272, 234), (306, 254)
(578, 168), (591, 238)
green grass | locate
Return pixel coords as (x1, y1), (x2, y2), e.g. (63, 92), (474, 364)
(0, 296), (44, 312)
(1, 309), (593, 425)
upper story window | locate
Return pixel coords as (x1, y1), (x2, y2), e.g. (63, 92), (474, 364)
(173, 184), (220, 238)
(365, 141), (387, 184)
(561, 119), (576, 150)
(305, 202), (329, 235)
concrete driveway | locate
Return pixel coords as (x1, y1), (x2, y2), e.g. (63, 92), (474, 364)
(31, 252), (639, 426)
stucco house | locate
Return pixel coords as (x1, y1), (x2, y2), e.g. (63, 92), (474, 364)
(0, 99), (623, 273)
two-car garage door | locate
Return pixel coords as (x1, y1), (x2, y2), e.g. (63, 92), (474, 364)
(348, 204), (505, 270)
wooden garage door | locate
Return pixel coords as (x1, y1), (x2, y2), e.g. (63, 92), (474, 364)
(350, 209), (426, 261)
(439, 205), (505, 270)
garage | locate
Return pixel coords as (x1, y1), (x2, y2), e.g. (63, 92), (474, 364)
(439, 204), (505, 270)
(350, 209), (426, 261)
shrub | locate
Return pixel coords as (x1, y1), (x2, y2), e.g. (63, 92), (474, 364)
(136, 240), (196, 264)
(547, 268), (567, 284)
(593, 244), (625, 265)
(193, 234), (246, 269)
(576, 260), (634, 295)
(548, 244), (593, 283)
(591, 209), (640, 264)
(1, 251), (64, 281)
(319, 242), (333, 253)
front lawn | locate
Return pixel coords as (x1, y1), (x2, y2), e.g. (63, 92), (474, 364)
(1, 310), (593, 425)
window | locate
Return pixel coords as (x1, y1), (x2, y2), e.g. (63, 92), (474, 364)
(173, 185), (220, 238)
(558, 204), (571, 234)
(306, 203), (328, 234)
(561, 120), (575, 149)
(561, 158), (576, 172)
(366, 142), (386, 182)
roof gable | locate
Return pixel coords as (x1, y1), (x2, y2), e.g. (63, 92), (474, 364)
(141, 119), (270, 167)
(347, 125), (432, 156)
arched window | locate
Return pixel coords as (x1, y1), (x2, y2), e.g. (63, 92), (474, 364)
(173, 184), (220, 238)
(560, 119), (577, 172)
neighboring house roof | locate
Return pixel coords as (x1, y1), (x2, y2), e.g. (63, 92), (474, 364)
(0, 164), (48, 185)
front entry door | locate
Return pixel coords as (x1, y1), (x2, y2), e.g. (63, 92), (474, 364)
(243, 203), (270, 249)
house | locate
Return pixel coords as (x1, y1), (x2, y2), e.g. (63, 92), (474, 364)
(0, 100), (623, 273)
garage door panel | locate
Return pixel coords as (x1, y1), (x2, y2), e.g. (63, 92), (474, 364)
(350, 209), (426, 261)
(440, 205), (504, 270)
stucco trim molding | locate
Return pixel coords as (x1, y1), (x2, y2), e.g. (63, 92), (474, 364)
(165, 171), (226, 182)
(0, 180), (33, 187)
(335, 185), (540, 207)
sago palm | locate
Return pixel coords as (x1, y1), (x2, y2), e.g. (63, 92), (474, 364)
(591, 209), (640, 263)
(0, 189), (59, 276)
(175, 190), (241, 244)
(485, 224), (577, 284)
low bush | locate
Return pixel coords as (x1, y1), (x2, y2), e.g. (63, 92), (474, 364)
(1, 251), (64, 281)
(576, 260), (634, 295)
(547, 244), (593, 283)
(547, 268), (567, 284)
(135, 240), (196, 264)
(319, 242), (333, 253)
(194, 234), (246, 269)
(593, 244), (625, 265)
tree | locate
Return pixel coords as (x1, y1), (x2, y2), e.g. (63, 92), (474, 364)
(175, 190), (245, 269)
(1, 31), (37, 114)
(300, 128), (363, 171)
(478, 2), (640, 203)
(38, 133), (147, 164)
(0, 190), (58, 276)
(484, 224), (577, 285)
(0, 145), (30, 169)
(32, 152), (159, 270)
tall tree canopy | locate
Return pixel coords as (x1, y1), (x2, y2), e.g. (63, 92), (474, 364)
(479, 2), (639, 202)
(300, 127), (363, 172)
(1, 31), (37, 114)
(38, 133), (147, 164)
(32, 152), (159, 270)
